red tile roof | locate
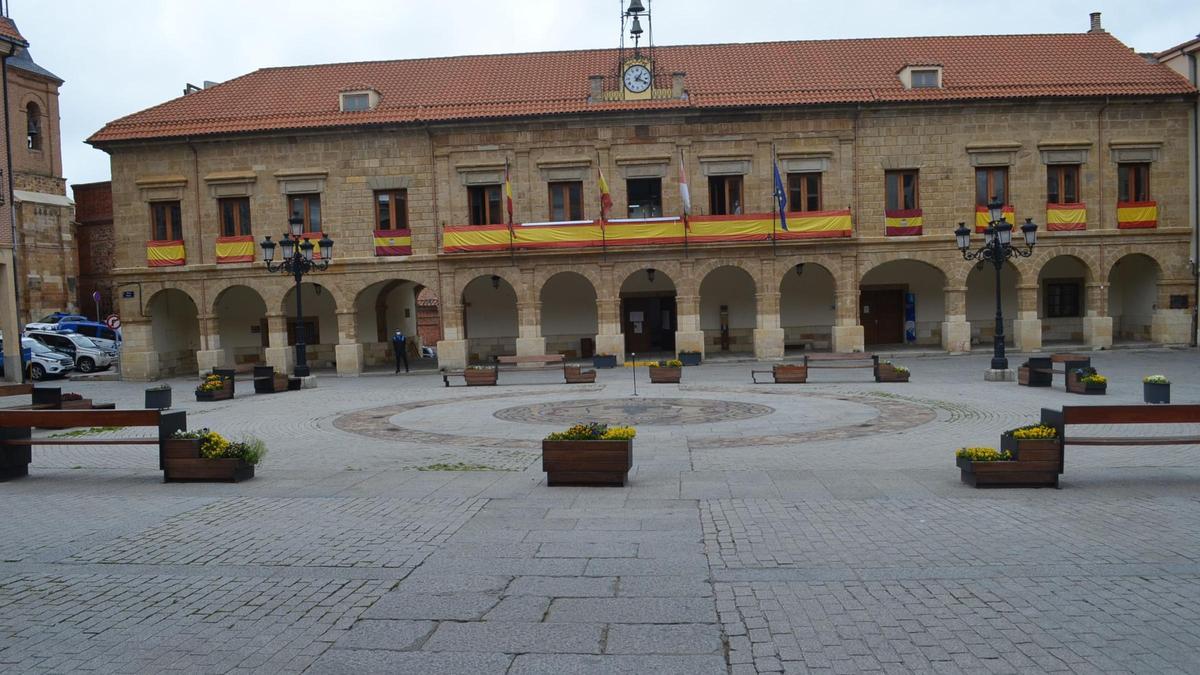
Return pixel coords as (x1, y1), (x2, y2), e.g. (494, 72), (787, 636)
(90, 31), (1196, 145)
(0, 17), (28, 47)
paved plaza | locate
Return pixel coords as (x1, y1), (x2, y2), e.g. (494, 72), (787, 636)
(2, 349), (1200, 674)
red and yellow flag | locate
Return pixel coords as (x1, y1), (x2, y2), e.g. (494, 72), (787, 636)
(503, 159), (514, 226)
(1116, 201), (1157, 229)
(1046, 203), (1086, 231)
(884, 209), (922, 236)
(974, 205), (1015, 233)
(215, 235), (255, 264)
(147, 240), (185, 267)
(374, 229), (412, 256)
(598, 166), (613, 223)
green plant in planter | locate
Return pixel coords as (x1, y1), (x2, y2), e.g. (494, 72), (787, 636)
(1080, 372), (1107, 385)
(146, 384), (171, 391)
(657, 359), (683, 368)
(467, 365), (493, 371)
(891, 365), (909, 375)
(1007, 424), (1057, 440)
(545, 423), (637, 441)
(955, 447), (1012, 461)
(1143, 374), (1169, 384)
(196, 374), (227, 393)
(171, 428), (267, 464)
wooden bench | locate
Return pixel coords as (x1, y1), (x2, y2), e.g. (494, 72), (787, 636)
(253, 365), (292, 394)
(0, 408), (187, 481)
(1040, 405), (1200, 481)
(496, 354), (566, 369)
(1019, 353), (1091, 388)
(796, 353), (885, 381)
(751, 364), (808, 384)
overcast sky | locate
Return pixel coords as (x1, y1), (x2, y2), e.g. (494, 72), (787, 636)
(9, 0), (1200, 188)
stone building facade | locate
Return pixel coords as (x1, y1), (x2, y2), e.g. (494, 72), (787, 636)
(89, 17), (1198, 380)
(71, 181), (115, 320)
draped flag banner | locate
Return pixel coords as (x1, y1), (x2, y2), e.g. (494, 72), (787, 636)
(884, 209), (923, 236)
(1116, 201), (1157, 229)
(1046, 203), (1086, 231)
(373, 229), (413, 256)
(215, 235), (255, 263)
(974, 205), (1015, 233)
(678, 149), (691, 230)
(147, 240), (185, 267)
(598, 166), (613, 222)
(772, 155), (788, 231)
(442, 211), (852, 253)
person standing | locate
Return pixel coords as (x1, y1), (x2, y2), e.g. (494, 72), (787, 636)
(391, 329), (409, 373)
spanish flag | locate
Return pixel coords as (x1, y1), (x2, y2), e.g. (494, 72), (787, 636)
(884, 209), (922, 236)
(374, 229), (412, 256)
(215, 235), (255, 264)
(1116, 201), (1157, 229)
(598, 165), (613, 222)
(147, 240), (185, 267)
(974, 205), (1015, 233)
(503, 159), (514, 226)
(1046, 203), (1086, 231)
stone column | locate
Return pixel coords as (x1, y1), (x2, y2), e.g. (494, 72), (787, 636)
(1151, 281), (1193, 345)
(195, 314), (225, 375)
(117, 319), (160, 381)
(1012, 283), (1042, 352)
(1082, 281), (1113, 349)
(263, 313), (294, 373)
(515, 301), (546, 357)
(594, 297), (624, 363)
(753, 291), (784, 360)
(436, 301), (468, 369)
(334, 310), (363, 376)
(0, 251), (20, 382)
(940, 286), (971, 354)
(674, 294), (705, 357)
(832, 287), (865, 353)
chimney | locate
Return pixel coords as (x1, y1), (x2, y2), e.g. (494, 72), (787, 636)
(588, 75), (604, 102)
(672, 72), (686, 98)
(1088, 11), (1103, 33)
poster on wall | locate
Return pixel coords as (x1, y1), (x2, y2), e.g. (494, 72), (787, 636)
(904, 292), (917, 343)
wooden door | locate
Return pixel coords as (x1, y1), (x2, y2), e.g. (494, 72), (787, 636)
(622, 297), (676, 354)
(860, 289), (904, 345)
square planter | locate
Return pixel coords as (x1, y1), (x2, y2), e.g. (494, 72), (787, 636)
(195, 385), (233, 402)
(648, 366), (681, 384)
(876, 365), (910, 382)
(957, 456), (1058, 488)
(679, 352), (702, 367)
(0, 435), (30, 481)
(592, 354), (617, 369)
(542, 439), (632, 487)
(464, 369), (498, 386)
(1143, 382), (1170, 404)
(1000, 435), (1064, 475)
(60, 398), (94, 410)
(162, 439), (255, 482)
(145, 387), (172, 410)
(564, 366), (597, 384)
(772, 365), (808, 383)
(1066, 372), (1106, 395)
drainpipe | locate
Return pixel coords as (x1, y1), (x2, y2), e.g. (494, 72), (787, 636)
(1191, 52), (1199, 347)
(2, 53), (21, 335)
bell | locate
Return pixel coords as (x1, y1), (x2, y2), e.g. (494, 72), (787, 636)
(627, 0), (645, 14)
(630, 15), (643, 37)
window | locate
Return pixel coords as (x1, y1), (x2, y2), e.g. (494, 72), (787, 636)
(911, 69), (940, 88)
(288, 194), (322, 233)
(1117, 163), (1149, 202)
(468, 185), (503, 225)
(151, 201), (182, 240)
(708, 175), (744, 215)
(884, 170), (919, 211)
(1045, 280), (1082, 318)
(548, 181), (584, 221)
(341, 93), (370, 112)
(1046, 165), (1080, 204)
(627, 178), (662, 218)
(219, 197), (252, 236)
(375, 189), (409, 230)
(787, 173), (822, 212)
(975, 167), (1008, 206)
(25, 102), (41, 151)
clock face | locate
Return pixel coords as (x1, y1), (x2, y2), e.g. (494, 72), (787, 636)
(623, 64), (652, 93)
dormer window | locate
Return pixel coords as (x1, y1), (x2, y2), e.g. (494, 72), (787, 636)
(339, 89), (379, 112)
(898, 65), (943, 90)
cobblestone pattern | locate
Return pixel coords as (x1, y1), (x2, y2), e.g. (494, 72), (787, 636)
(0, 573), (391, 674)
(717, 576), (1200, 673)
(68, 497), (485, 569)
(494, 397), (776, 426)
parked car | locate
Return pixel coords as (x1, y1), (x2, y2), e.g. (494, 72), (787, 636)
(24, 330), (117, 373)
(25, 312), (89, 332)
(56, 321), (122, 352)
(0, 338), (32, 377)
(21, 337), (74, 380)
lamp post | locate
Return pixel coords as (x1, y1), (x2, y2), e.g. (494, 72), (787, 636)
(954, 199), (1037, 376)
(260, 217), (334, 378)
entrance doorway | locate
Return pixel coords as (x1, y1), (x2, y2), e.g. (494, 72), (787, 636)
(860, 288), (904, 345)
(622, 296), (676, 354)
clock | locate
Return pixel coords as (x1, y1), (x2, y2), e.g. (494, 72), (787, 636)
(623, 64), (652, 93)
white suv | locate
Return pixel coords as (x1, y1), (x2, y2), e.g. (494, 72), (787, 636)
(21, 337), (74, 380)
(24, 330), (117, 373)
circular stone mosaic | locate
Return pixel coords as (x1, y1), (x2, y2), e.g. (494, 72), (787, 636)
(493, 397), (775, 426)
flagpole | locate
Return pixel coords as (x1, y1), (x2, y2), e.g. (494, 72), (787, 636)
(771, 144), (778, 257)
(505, 157), (515, 265)
(597, 150), (608, 261)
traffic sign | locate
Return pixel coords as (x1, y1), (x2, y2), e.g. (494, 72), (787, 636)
(105, 315), (121, 330)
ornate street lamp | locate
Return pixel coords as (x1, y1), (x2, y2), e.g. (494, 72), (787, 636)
(955, 198), (1037, 375)
(261, 217), (334, 378)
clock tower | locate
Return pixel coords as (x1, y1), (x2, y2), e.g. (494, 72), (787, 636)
(618, 0), (655, 101)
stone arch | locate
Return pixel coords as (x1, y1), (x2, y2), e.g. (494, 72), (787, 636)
(355, 278), (426, 367)
(212, 285), (268, 367)
(533, 265), (603, 299)
(540, 271), (599, 358)
(610, 260), (685, 297)
(699, 265), (757, 354)
(21, 94), (45, 151)
(146, 287), (201, 377)
(690, 258), (763, 295)
(618, 267), (678, 355)
(859, 251), (953, 288)
(462, 274), (518, 362)
(1107, 252), (1162, 343)
(859, 259), (948, 347)
(1036, 254), (1092, 344)
(281, 281), (339, 369)
(779, 260), (839, 352)
(965, 260), (1023, 348)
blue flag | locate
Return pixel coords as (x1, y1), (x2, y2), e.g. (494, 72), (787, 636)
(773, 159), (788, 231)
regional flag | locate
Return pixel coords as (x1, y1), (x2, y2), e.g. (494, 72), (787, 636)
(503, 159), (514, 227)
(598, 166), (613, 222)
(773, 155), (789, 231)
(678, 149), (692, 232)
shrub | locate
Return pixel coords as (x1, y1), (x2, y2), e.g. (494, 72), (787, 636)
(955, 447), (1012, 461)
(62, 392), (83, 401)
(1007, 424), (1057, 440)
(1143, 374), (1169, 384)
(171, 429), (267, 465)
(656, 359), (683, 368)
(196, 374), (227, 393)
(545, 423), (637, 441)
